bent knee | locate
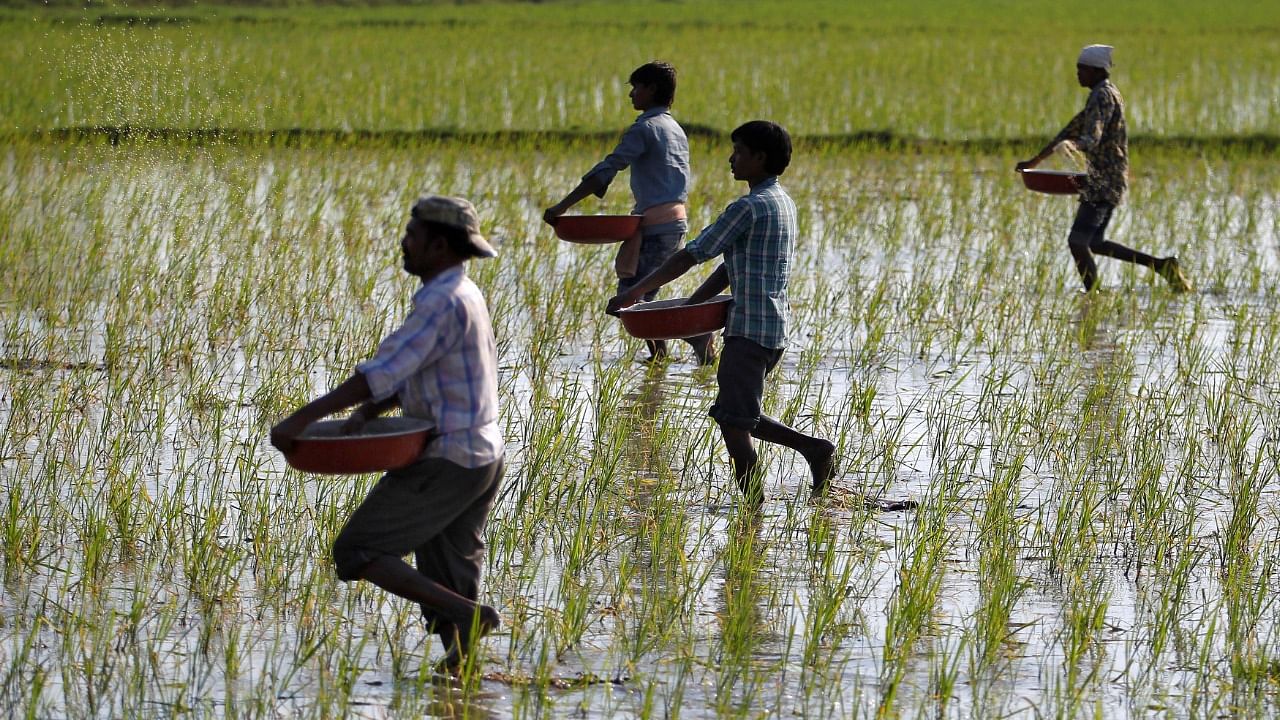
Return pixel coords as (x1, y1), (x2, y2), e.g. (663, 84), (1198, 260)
(1066, 230), (1093, 252)
(332, 541), (380, 582)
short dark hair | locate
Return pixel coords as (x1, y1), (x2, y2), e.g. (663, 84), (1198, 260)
(421, 220), (479, 258)
(731, 120), (792, 176)
(629, 61), (677, 106)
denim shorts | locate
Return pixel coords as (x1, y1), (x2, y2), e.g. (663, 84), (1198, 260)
(616, 231), (683, 300)
(708, 336), (785, 431)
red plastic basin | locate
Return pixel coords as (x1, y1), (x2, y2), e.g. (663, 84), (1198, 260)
(551, 215), (641, 243)
(1018, 169), (1084, 195)
(618, 295), (732, 340)
(285, 417), (433, 474)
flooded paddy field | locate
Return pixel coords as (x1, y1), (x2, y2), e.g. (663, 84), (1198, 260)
(5, 0), (1280, 716)
(3, 138), (1280, 717)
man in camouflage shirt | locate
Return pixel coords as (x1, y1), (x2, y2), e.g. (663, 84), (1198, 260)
(1018, 44), (1192, 293)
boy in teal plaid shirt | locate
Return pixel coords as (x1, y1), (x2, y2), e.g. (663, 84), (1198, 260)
(607, 121), (834, 506)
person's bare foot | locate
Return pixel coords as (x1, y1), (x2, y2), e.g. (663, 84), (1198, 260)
(1157, 256), (1193, 293)
(435, 605), (500, 675)
(687, 333), (717, 366)
(641, 339), (669, 365)
(804, 441), (836, 496)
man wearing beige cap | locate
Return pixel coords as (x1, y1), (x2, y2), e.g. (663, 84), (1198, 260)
(271, 195), (504, 673)
(1018, 44), (1192, 293)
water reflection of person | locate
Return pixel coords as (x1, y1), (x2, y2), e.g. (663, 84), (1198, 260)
(270, 196), (505, 673)
(1073, 299), (1126, 449)
(620, 368), (668, 476)
(712, 514), (768, 693)
(1016, 44), (1193, 294)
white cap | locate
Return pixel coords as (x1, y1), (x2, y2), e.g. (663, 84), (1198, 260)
(1077, 44), (1114, 70)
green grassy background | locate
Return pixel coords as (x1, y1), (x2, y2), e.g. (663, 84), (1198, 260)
(3, 0), (1277, 141)
(5, 2), (1280, 716)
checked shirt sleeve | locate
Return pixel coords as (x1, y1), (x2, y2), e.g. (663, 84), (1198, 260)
(356, 298), (461, 403)
(685, 198), (753, 263)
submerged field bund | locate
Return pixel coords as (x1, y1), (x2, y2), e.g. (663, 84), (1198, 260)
(14, 125), (1280, 157)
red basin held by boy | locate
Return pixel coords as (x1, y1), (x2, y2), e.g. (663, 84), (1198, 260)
(284, 417), (433, 474)
(1018, 169), (1085, 195)
(550, 215), (642, 243)
(618, 295), (732, 341)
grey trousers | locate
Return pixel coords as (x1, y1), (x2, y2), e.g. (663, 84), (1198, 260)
(332, 455), (505, 625)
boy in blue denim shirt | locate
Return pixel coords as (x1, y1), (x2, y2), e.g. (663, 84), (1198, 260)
(545, 61), (714, 364)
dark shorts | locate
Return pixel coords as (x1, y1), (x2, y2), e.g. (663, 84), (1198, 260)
(616, 231), (683, 301)
(1069, 200), (1115, 247)
(709, 336), (784, 431)
(332, 455), (504, 619)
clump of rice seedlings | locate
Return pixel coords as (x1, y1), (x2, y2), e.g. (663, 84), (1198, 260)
(4, 113), (1280, 717)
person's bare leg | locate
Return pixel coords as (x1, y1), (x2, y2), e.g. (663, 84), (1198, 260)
(435, 616), (499, 674)
(359, 555), (480, 616)
(720, 425), (763, 509)
(357, 556), (498, 669)
(643, 339), (669, 363)
(1068, 233), (1098, 291)
(1090, 238), (1159, 268)
(1082, 238), (1192, 292)
(685, 333), (717, 366)
(750, 415), (835, 494)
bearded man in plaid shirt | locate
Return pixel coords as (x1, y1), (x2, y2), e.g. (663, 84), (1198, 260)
(271, 195), (504, 673)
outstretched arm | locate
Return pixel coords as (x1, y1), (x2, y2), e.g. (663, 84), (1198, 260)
(543, 175), (608, 224)
(544, 122), (647, 224)
(270, 373), (374, 453)
(687, 263), (729, 304)
(606, 249), (699, 314)
(1017, 109), (1087, 170)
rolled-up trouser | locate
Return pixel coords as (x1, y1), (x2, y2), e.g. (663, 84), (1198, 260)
(708, 336), (785, 431)
(1067, 200), (1114, 251)
(332, 455), (504, 626)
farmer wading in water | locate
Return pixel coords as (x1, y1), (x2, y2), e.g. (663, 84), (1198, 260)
(1017, 44), (1193, 293)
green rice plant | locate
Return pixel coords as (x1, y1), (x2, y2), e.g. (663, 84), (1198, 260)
(6, 2), (1279, 141)
(799, 511), (867, 675)
(1049, 568), (1111, 718)
(878, 465), (958, 715)
(711, 516), (771, 718)
(970, 445), (1031, 671)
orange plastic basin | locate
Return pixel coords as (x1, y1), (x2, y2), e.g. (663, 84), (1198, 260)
(551, 215), (642, 243)
(1018, 169), (1084, 195)
(285, 417), (433, 474)
(618, 295), (732, 340)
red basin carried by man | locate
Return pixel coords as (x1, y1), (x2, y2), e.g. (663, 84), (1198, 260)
(549, 215), (642, 243)
(618, 295), (732, 340)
